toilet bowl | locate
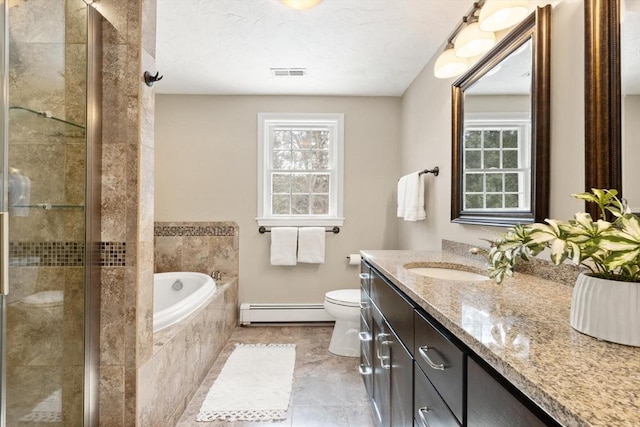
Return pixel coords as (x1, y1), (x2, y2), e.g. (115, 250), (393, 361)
(324, 289), (361, 357)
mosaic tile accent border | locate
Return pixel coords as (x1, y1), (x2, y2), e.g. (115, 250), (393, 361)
(9, 241), (128, 267)
(100, 242), (127, 267)
(10, 242), (85, 267)
(154, 224), (236, 237)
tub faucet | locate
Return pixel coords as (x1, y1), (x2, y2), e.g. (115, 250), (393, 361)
(210, 270), (224, 281)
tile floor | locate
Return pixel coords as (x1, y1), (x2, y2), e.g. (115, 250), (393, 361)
(176, 325), (375, 427)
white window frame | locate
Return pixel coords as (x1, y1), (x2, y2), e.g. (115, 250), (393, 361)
(256, 113), (344, 227)
(463, 112), (531, 212)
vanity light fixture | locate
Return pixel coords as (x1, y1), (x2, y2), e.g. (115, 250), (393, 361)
(454, 17), (496, 58)
(434, 0), (492, 79)
(280, 0), (323, 10)
(434, 44), (470, 78)
(479, 0), (529, 32)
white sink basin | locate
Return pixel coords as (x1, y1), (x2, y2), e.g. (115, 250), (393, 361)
(406, 267), (489, 282)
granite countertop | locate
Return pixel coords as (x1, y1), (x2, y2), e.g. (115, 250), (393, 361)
(360, 250), (640, 427)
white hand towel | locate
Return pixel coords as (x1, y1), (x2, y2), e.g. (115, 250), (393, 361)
(403, 172), (426, 221)
(397, 175), (408, 218)
(297, 227), (325, 264)
(270, 227), (298, 266)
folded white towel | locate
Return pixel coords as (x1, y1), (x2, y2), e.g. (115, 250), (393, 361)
(403, 172), (426, 221)
(397, 175), (408, 218)
(8, 168), (31, 217)
(270, 227), (298, 266)
(297, 227), (325, 264)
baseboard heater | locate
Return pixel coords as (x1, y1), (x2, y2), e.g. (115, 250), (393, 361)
(239, 303), (333, 325)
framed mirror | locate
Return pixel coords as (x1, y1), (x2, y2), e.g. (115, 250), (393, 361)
(451, 5), (551, 226)
(585, 0), (640, 215)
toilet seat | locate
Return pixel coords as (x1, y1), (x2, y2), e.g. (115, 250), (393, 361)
(21, 291), (64, 307)
(325, 289), (360, 307)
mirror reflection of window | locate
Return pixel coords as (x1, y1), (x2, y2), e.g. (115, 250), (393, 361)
(462, 39), (532, 212)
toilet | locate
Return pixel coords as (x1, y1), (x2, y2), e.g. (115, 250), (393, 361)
(324, 289), (361, 357)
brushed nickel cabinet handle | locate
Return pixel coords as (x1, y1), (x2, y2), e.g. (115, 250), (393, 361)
(358, 273), (369, 280)
(418, 346), (445, 371)
(0, 212), (8, 295)
(380, 340), (392, 370)
(418, 406), (431, 427)
(358, 364), (372, 375)
(376, 333), (391, 360)
(358, 331), (371, 342)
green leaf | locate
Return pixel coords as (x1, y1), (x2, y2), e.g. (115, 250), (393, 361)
(549, 239), (568, 265)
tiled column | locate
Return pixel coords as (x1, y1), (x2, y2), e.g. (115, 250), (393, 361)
(94, 0), (156, 425)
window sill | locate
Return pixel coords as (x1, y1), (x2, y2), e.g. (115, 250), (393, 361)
(256, 217), (345, 227)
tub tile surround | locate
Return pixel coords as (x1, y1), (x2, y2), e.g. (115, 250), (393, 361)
(361, 249), (640, 426)
(138, 279), (239, 425)
(154, 221), (240, 277)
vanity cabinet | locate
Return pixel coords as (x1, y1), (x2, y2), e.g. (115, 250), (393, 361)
(361, 261), (560, 427)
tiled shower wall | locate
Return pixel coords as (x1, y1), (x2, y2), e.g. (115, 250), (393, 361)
(94, 0), (157, 425)
(154, 221), (240, 277)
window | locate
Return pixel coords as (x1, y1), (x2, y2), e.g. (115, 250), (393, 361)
(463, 113), (531, 211)
(257, 113), (344, 227)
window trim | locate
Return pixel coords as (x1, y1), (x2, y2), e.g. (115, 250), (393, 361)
(256, 113), (345, 227)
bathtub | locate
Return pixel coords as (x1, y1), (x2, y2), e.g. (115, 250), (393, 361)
(153, 272), (216, 332)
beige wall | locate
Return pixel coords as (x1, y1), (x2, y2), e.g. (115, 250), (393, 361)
(155, 95), (401, 303)
(399, 0), (586, 249)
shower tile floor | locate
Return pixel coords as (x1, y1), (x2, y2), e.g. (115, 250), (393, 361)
(176, 325), (375, 427)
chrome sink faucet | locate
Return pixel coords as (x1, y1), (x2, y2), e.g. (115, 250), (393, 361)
(210, 270), (224, 281)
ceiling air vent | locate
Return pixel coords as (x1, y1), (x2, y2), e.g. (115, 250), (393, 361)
(271, 68), (307, 77)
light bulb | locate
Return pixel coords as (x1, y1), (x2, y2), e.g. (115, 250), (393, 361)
(455, 22), (496, 58)
(280, 0), (323, 10)
(434, 48), (469, 79)
(479, 1), (529, 32)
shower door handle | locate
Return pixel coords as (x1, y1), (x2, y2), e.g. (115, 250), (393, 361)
(0, 212), (8, 295)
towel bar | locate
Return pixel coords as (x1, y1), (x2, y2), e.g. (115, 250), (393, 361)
(398, 167), (439, 181)
(258, 226), (340, 234)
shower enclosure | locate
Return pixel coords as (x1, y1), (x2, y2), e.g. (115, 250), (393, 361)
(0, 0), (100, 425)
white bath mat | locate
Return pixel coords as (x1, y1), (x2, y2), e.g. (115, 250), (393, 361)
(196, 343), (296, 422)
(19, 388), (63, 423)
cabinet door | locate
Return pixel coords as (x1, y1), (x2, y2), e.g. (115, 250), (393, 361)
(389, 331), (413, 427)
(467, 358), (548, 427)
(371, 303), (390, 427)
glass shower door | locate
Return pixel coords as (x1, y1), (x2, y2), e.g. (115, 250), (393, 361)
(1, 1), (87, 426)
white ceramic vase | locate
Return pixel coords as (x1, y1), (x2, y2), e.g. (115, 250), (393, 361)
(570, 273), (640, 347)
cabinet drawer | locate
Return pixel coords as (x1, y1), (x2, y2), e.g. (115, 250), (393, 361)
(414, 363), (460, 427)
(371, 269), (414, 353)
(467, 358), (549, 427)
(414, 310), (464, 423)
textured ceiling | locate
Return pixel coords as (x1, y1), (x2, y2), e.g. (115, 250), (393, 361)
(155, 0), (473, 96)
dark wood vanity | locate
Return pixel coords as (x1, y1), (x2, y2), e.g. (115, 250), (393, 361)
(360, 260), (559, 427)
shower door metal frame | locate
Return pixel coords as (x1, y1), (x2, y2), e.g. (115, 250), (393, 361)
(85, 4), (102, 427)
(0, 0), (8, 424)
